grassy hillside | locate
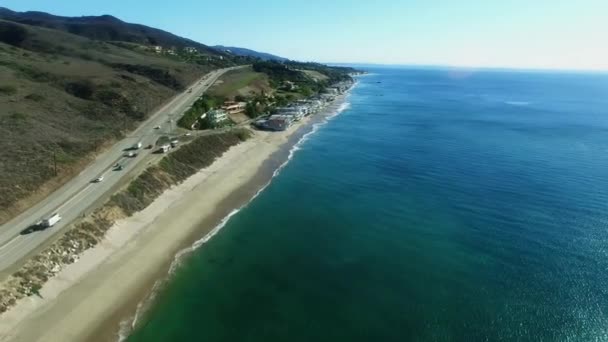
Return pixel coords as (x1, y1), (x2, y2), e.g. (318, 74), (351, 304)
(0, 19), (220, 224)
(207, 66), (272, 99)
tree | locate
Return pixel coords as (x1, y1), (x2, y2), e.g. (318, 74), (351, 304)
(245, 101), (258, 118)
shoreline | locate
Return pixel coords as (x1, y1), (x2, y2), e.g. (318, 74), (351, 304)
(0, 92), (351, 342)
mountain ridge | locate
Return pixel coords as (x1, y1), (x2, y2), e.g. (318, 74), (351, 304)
(213, 45), (288, 61)
(0, 7), (222, 56)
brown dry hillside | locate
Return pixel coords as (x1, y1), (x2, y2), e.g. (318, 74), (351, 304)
(0, 19), (227, 224)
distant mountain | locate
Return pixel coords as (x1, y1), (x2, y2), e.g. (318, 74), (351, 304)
(213, 45), (288, 61)
(0, 7), (222, 56)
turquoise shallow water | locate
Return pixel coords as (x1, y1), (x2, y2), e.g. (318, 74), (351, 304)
(128, 67), (608, 341)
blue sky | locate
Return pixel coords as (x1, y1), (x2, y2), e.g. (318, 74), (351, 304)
(3, 0), (608, 70)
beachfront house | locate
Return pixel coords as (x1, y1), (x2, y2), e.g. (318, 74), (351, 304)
(320, 94), (335, 102)
(277, 106), (308, 121)
(324, 87), (339, 95)
(260, 114), (294, 131)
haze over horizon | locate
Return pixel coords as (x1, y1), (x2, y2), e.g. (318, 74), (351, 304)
(3, 0), (608, 71)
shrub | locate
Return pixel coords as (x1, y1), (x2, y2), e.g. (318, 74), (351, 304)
(25, 93), (45, 102)
(110, 63), (182, 90)
(0, 22), (28, 47)
(0, 85), (17, 95)
(64, 80), (96, 99)
(235, 129), (252, 141)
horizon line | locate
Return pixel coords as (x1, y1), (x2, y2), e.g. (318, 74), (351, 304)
(318, 62), (608, 74)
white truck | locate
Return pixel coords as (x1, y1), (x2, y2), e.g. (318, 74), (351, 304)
(40, 213), (61, 228)
(132, 142), (142, 149)
(160, 144), (170, 153)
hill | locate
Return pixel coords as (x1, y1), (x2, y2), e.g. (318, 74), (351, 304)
(213, 45), (288, 61)
(0, 16), (234, 224)
(0, 8), (356, 226)
(0, 7), (223, 56)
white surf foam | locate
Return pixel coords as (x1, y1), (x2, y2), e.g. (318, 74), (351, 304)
(505, 100), (531, 106)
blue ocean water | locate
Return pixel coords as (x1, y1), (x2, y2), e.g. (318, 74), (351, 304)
(127, 67), (608, 341)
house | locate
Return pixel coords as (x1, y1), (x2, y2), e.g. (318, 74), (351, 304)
(320, 94), (335, 102)
(207, 109), (228, 124)
(277, 106), (307, 121)
(221, 101), (247, 114)
(153, 46), (163, 53)
(265, 115), (294, 131)
(281, 81), (297, 91)
(324, 87), (339, 95)
(184, 47), (197, 53)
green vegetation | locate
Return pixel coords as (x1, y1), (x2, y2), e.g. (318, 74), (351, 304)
(252, 60), (354, 98)
(177, 94), (222, 129)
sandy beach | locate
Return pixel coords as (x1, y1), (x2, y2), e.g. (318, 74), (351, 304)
(0, 94), (349, 342)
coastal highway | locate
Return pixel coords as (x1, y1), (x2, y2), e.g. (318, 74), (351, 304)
(0, 66), (243, 273)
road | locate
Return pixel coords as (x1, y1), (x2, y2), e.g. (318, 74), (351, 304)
(0, 66), (243, 272)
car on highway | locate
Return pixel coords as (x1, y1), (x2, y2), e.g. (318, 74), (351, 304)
(92, 176), (104, 183)
(113, 164), (124, 171)
(154, 125), (161, 130)
(125, 151), (138, 158)
(145, 144), (153, 149)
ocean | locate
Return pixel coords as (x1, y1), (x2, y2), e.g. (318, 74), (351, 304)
(127, 67), (608, 341)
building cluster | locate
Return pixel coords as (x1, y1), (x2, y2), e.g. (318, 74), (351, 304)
(151, 45), (199, 55)
(254, 98), (325, 131)
(253, 81), (353, 131)
(197, 101), (246, 127)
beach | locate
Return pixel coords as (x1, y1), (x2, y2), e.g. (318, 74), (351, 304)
(0, 94), (349, 342)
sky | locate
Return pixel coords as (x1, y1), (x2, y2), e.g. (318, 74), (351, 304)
(2, 0), (608, 70)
